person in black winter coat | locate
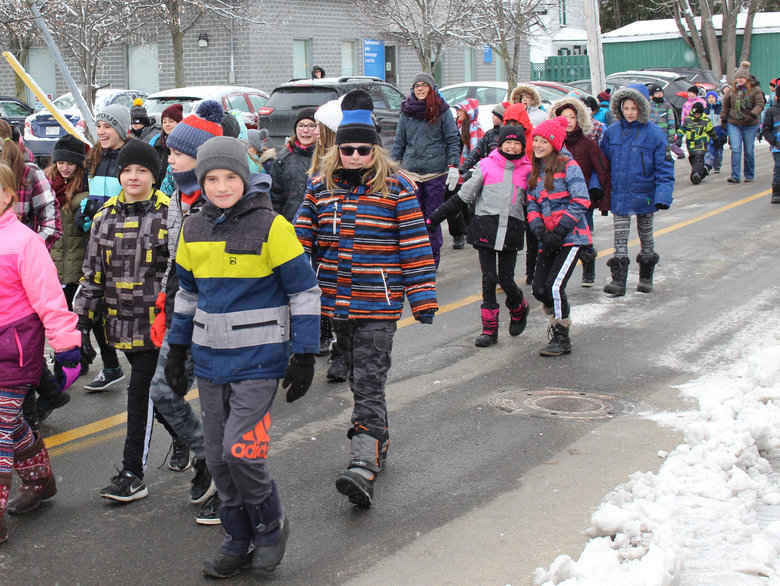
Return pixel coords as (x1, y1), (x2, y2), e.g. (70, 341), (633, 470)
(460, 103), (505, 179)
(270, 108), (316, 221)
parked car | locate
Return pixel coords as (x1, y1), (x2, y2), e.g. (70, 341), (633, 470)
(0, 96), (34, 137)
(257, 77), (405, 150)
(438, 81), (591, 131)
(144, 85), (269, 129)
(24, 88), (148, 164)
(643, 67), (719, 90)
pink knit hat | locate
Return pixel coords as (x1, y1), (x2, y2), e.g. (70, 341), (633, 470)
(531, 116), (568, 152)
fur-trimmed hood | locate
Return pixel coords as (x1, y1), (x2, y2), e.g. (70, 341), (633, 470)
(548, 97), (592, 134)
(610, 85), (650, 124)
(510, 84), (541, 108)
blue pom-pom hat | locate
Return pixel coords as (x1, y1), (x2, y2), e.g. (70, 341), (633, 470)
(167, 99), (225, 158)
(336, 89), (378, 145)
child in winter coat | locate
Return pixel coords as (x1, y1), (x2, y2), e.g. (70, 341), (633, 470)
(77, 104), (130, 392)
(648, 84), (679, 159)
(460, 103), (505, 178)
(45, 135), (89, 310)
(600, 84), (674, 296)
(762, 84), (780, 203)
(150, 103), (183, 195)
(677, 102), (715, 184)
(548, 97), (611, 287)
(527, 117), (592, 356)
(0, 162), (81, 545)
(681, 85), (706, 125)
(704, 91), (726, 173)
(295, 90), (437, 510)
(511, 84), (547, 127)
(166, 136), (320, 578)
(428, 125), (531, 347)
(74, 139), (170, 503)
(247, 128), (277, 174)
(270, 108), (316, 221)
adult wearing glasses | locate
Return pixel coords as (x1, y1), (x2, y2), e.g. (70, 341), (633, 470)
(270, 108), (319, 221)
(392, 73), (460, 267)
(295, 90), (438, 508)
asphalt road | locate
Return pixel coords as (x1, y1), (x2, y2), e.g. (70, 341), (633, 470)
(2, 147), (777, 585)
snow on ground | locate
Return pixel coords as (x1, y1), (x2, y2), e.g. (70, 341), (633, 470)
(534, 312), (780, 586)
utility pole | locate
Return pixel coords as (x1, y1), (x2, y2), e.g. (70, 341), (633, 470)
(28, 0), (97, 142)
(583, 0), (606, 95)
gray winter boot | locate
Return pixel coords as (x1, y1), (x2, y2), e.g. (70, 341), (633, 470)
(603, 257), (629, 296)
(636, 252), (660, 293)
(540, 319), (572, 356)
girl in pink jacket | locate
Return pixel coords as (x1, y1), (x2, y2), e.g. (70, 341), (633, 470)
(0, 162), (81, 545)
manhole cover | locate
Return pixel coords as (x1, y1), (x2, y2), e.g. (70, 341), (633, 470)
(488, 387), (634, 420)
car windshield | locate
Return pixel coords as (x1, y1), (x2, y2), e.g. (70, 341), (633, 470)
(266, 87), (338, 109)
(439, 86), (471, 104)
(0, 101), (29, 117)
(146, 97), (201, 115)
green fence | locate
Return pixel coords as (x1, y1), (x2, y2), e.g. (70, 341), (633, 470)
(540, 55), (590, 83)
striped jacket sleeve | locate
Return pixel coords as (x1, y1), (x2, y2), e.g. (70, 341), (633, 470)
(29, 165), (62, 249)
(269, 216), (321, 354)
(395, 176), (438, 318)
(167, 229), (198, 346)
(557, 160), (590, 234)
(293, 183), (320, 257)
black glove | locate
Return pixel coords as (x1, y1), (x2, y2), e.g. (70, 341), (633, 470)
(165, 344), (190, 397)
(77, 317), (97, 366)
(588, 187), (604, 203)
(541, 231), (563, 255)
(282, 353), (315, 403)
(655, 202), (669, 211)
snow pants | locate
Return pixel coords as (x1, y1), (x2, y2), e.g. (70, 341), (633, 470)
(416, 176), (446, 266)
(532, 246), (580, 320)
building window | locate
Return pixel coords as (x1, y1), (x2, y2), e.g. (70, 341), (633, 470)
(341, 41), (355, 76)
(293, 39), (312, 79)
(559, 0), (567, 26)
(464, 47), (476, 82)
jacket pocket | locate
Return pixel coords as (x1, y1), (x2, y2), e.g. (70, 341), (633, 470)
(225, 237), (264, 255)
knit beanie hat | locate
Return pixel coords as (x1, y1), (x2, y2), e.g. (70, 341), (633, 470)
(691, 101), (705, 115)
(161, 103), (183, 123)
(492, 103), (505, 120)
(734, 61), (751, 80)
(167, 100), (224, 158)
(315, 97), (344, 133)
(117, 138), (160, 180)
(95, 104), (130, 141)
(294, 107), (317, 130)
(531, 116), (568, 152)
(221, 111), (241, 138)
(598, 90), (611, 102)
(336, 90), (378, 145)
(196, 136), (250, 189)
(130, 98), (149, 126)
(247, 128), (272, 152)
(412, 72), (436, 90)
(687, 85), (699, 95)
(649, 84), (663, 95)
(498, 125), (525, 147)
(51, 134), (86, 165)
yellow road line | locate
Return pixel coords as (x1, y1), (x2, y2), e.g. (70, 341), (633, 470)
(44, 188), (771, 453)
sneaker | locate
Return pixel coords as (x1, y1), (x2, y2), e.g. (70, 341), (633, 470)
(727, 176), (740, 184)
(100, 469), (148, 503)
(335, 468), (374, 509)
(169, 439), (192, 472)
(452, 234), (466, 250)
(84, 367), (125, 392)
(744, 177), (754, 183)
(195, 494), (222, 526)
(713, 168), (721, 174)
(191, 458), (216, 504)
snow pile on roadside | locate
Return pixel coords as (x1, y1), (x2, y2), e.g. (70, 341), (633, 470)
(533, 334), (780, 585)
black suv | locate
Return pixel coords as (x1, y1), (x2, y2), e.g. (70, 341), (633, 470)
(257, 77), (405, 150)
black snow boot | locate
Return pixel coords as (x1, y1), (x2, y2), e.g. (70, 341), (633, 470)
(507, 297), (529, 336)
(475, 305), (499, 347)
(247, 482), (289, 573)
(636, 252), (660, 293)
(318, 316), (333, 356)
(603, 257), (629, 297)
(772, 184), (780, 204)
(203, 506), (254, 579)
(540, 319), (572, 357)
(335, 468), (375, 509)
(580, 246), (597, 287)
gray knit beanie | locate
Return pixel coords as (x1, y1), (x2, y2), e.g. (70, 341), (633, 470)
(95, 104), (130, 140)
(412, 72), (436, 90)
(196, 136), (250, 188)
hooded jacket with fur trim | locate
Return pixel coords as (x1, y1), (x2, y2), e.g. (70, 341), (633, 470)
(600, 86), (674, 215)
(511, 84), (546, 126)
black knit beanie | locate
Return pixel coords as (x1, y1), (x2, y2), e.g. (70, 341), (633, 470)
(117, 138), (161, 181)
(498, 125), (526, 148)
(51, 134), (86, 166)
(294, 108), (317, 130)
(335, 90), (378, 145)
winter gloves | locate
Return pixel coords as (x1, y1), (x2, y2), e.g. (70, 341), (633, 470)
(445, 167), (460, 191)
(426, 195), (463, 228)
(150, 292), (167, 348)
(54, 348), (82, 393)
(77, 317), (97, 367)
(282, 353), (315, 403)
(541, 225), (569, 256)
(588, 187), (603, 203)
(165, 344), (190, 397)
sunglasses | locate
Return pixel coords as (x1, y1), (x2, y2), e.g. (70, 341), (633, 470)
(338, 145), (372, 156)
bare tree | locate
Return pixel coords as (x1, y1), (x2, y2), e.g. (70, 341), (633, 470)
(148, 0), (261, 87)
(456, 0), (547, 89)
(352, 0), (482, 76)
(0, 0), (39, 100)
(35, 0), (145, 108)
